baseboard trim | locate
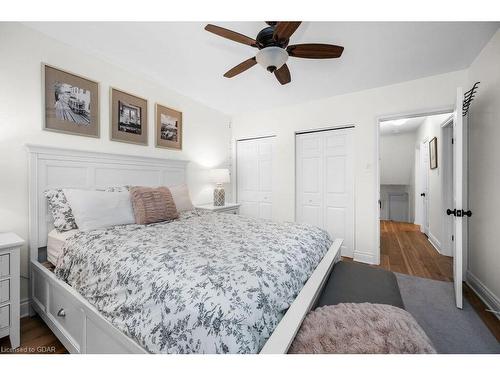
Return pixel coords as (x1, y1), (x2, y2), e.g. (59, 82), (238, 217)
(427, 232), (442, 254)
(20, 298), (31, 318)
(466, 270), (500, 321)
(353, 250), (376, 265)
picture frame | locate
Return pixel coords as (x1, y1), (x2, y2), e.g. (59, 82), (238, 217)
(110, 87), (148, 145)
(155, 103), (182, 150)
(429, 137), (438, 169)
(43, 64), (100, 138)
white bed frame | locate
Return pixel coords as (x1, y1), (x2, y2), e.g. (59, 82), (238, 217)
(27, 144), (342, 354)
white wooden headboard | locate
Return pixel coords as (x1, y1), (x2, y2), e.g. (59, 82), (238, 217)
(27, 144), (189, 262)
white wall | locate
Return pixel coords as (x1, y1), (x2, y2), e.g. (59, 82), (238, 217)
(414, 113), (451, 254)
(232, 70), (466, 264)
(380, 131), (417, 222)
(0, 23), (232, 301)
(380, 132), (416, 185)
(467, 29), (500, 306)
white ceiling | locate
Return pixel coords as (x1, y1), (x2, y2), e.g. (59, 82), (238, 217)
(380, 113), (452, 135)
(25, 22), (499, 115)
(380, 116), (427, 135)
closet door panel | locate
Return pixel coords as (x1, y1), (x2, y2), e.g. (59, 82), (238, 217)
(236, 137), (274, 220)
(296, 133), (323, 228)
(296, 128), (354, 257)
(323, 130), (354, 257)
(325, 207), (346, 242)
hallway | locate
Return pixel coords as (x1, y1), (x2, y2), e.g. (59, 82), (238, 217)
(379, 220), (453, 282)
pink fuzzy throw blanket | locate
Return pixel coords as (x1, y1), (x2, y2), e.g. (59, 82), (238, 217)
(289, 303), (436, 354)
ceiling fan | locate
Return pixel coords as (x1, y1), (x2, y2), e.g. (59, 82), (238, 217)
(204, 21), (344, 85)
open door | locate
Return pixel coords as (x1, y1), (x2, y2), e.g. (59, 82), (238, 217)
(452, 87), (465, 309)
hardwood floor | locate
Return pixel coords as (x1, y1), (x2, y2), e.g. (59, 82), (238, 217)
(378, 219), (453, 281)
(1, 220), (497, 353)
(0, 315), (67, 354)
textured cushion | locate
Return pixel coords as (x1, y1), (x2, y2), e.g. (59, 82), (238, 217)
(44, 189), (78, 231)
(63, 189), (135, 231)
(316, 261), (405, 309)
(289, 303), (436, 354)
(169, 184), (194, 212)
(130, 186), (179, 225)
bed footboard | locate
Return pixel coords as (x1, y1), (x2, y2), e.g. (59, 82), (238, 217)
(260, 238), (343, 354)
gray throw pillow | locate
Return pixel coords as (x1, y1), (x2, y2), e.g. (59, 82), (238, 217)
(44, 189), (78, 231)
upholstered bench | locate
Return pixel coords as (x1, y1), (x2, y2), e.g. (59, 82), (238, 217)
(290, 261), (435, 354)
(316, 260), (405, 309)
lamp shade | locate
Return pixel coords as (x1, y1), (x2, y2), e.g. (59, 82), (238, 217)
(210, 168), (230, 184)
(256, 47), (288, 71)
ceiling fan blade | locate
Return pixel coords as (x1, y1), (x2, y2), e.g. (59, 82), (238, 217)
(205, 24), (257, 47)
(287, 43), (344, 59)
(223, 57), (257, 78)
(274, 64), (291, 85)
(273, 22), (302, 42)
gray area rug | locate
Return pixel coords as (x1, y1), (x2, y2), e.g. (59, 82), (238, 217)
(396, 273), (500, 353)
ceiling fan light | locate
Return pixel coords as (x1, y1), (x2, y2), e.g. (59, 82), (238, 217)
(256, 47), (288, 72)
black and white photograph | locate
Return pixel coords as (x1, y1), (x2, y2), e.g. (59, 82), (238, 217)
(110, 88), (148, 145)
(118, 100), (142, 134)
(160, 113), (178, 141)
(43, 64), (99, 137)
(54, 82), (91, 126)
(155, 103), (182, 150)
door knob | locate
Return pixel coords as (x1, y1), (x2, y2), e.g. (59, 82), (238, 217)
(420, 193), (426, 197)
(461, 209), (472, 217)
(446, 208), (457, 216)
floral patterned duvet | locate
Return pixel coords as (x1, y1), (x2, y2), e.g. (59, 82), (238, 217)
(55, 210), (332, 353)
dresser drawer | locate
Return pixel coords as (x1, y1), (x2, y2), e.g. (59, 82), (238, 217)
(0, 305), (9, 329)
(0, 254), (10, 277)
(48, 283), (84, 348)
(221, 208), (239, 215)
(0, 279), (10, 304)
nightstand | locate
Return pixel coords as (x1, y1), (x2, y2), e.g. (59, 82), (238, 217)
(195, 203), (241, 215)
(0, 233), (24, 349)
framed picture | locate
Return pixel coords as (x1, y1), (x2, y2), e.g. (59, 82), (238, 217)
(429, 137), (438, 169)
(110, 88), (148, 145)
(155, 103), (182, 150)
(43, 64), (99, 138)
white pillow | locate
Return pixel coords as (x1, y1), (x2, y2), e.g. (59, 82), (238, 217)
(169, 184), (194, 212)
(63, 189), (135, 231)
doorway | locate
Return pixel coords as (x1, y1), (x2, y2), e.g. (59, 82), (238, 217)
(378, 112), (455, 278)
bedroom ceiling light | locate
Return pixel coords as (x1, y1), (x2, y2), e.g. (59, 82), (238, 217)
(255, 47), (289, 73)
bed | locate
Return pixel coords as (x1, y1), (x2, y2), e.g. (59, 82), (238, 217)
(27, 144), (342, 354)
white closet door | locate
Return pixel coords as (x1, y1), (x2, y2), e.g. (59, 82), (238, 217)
(237, 137), (274, 220)
(296, 128), (354, 257)
(296, 133), (324, 228)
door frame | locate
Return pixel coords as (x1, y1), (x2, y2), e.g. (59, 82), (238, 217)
(375, 107), (453, 265)
(441, 116), (455, 258)
(419, 137), (430, 235)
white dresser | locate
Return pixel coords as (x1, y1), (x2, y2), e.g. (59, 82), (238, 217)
(194, 203), (241, 215)
(0, 233), (24, 349)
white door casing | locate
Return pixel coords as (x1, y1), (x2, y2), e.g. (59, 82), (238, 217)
(236, 137), (274, 220)
(296, 128), (354, 257)
(453, 87), (465, 309)
(420, 140), (430, 234)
